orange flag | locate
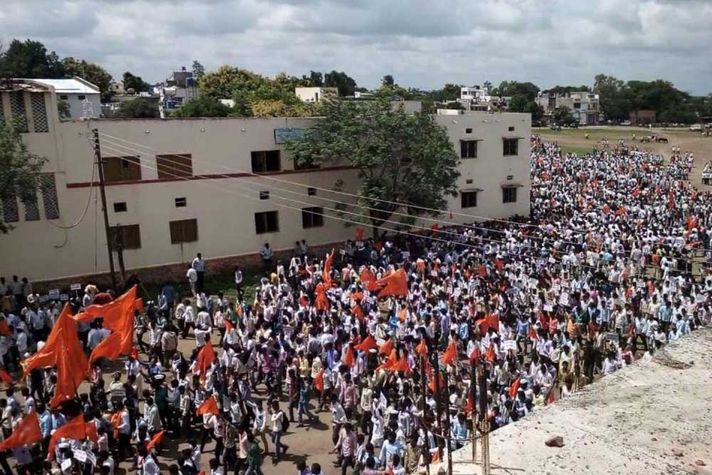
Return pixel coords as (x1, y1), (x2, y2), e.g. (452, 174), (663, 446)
(355, 228), (365, 241)
(89, 332), (122, 365)
(314, 369), (324, 392)
(485, 314), (500, 333)
(352, 305), (365, 322)
(0, 319), (10, 337)
(315, 283), (330, 312)
(431, 450), (441, 463)
(386, 356), (409, 374)
(0, 368), (13, 386)
(485, 343), (496, 362)
(469, 346), (480, 362)
(415, 339), (428, 357)
(464, 393), (475, 415)
(146, 430), (165, 450)
(342, 347), (355, 367)
(477, 265), (487, 277)
(397, 307), (407, 322)
(50, 328), (89, 408)
(528, 325), (538, 340)
(587, 320), (597, 337)
(197, 342), (217, 380)
(376, 269), (408, 298)
(48, 415), (97, 459)
(355, 335), (378, 352)
(428, 372), (444, 394)
(547, 387), (557, 405)
(442, 340), (457, 366)
(225, 319), (235, 333)
(73, 286), (138, 333)
(22, 304), (76, 376)
(360, 268), (379, 292)
(378, 339), (394, 356)
(322, 250), (334, 287)
(0, 411), (42, 451)
(196, 397), (220, 416)
(508, 377), (521, 399)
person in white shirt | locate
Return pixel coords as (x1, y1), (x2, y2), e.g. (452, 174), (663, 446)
(186, 267), (198, 296)
(192, 253), (206, 293)
(260, 243), (273, 271)
(234, 267), (245, 300)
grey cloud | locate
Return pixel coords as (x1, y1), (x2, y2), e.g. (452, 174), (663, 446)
(0, 0), (710, 94)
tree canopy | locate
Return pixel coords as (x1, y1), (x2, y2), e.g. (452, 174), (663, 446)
(115, 98), (159, 118)
(122, 72), (150, 93)
(287, 98), (460, 237)
(173, 96), (232, 118)
(62, 57), (113, 100)
(0, 121), (47, 232)
(0, 39), (64, 79)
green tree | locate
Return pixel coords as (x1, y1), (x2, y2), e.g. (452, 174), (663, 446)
(553, 106), (576, 125)
(382, 75), (394, 87)
(0, 121), (47, 232)
(62, 57), (113, 101)
(593, 74), (630, 121)
(496, 81), (540, 101)
(192, 60), (205, 80)
(323, 70), (357, 96)
(0, 39), (64, 78)
(174, 96), (231, 117)
(122, 71), (150, 93)
(508, 94), (529, 112)
(116, 98), (159, 118)
(287, 98), (460, 237)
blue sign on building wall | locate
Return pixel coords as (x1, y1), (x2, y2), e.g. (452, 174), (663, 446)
(274, 128), (304, 144)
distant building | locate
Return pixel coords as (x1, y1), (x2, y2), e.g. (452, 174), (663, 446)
(458, 85), (493, 111)
(18, 77), (102, 119)
(536, 91), (600, 125)
(157, 67), (198, 110)
(629, 110), (656, 125)
(295, 87), (338, 102)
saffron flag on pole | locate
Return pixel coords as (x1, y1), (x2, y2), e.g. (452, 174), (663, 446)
(73, 286), (138, 332)
(197, 341), (217, 381)
(146, 430), (165, 450)
(322, 250), (334, 287)
(508, 377), (521, 399)
(378, 339), (394, 356)
(342, 346), (355, 367)
(50, 329), (89, 408)
(442, 340), (457, 366)
(314, 369), (325, 393)
(415, 339), (428, 357)
(0, 411), (42, 451)
(375, 269), (408, 298)
(48, 415), (97, 459)
(196, 397), (220, 416)
(22, 304), (76, 376)
(355, 335), (378, 352)
(0, 368), (13, 386)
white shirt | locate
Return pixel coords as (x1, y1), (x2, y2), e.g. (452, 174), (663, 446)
(192, 257), (205, 272)
(186, 268), (198, 283)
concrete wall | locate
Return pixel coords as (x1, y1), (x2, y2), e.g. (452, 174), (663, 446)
(58, 92), (101, 119)
(437, 112), (531, 220)
(0, 112), (531, 283)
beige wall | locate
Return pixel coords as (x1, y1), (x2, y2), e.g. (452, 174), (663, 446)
(0, 112), (530, 282)
(437, 112), (531, 220)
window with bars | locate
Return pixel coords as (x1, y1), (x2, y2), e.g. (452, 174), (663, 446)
(2, 196), (19, 223)
(302, 207), (324, 228)
(40, 174), (60, 219)
(9, 92), (28, 133)
(156, 154), (193, 179)
(22, 195), (40, 221)
(251, 150), (281, 173)
(169, 218), (199, 244)
(502, 187), (518, 203)
(503, 138), (519, 156)
(460, 191), (478, 208)
(109, 224), (142, 249)
(460, 140), (478, 159)
(103, 156), (142, 182)
(254, 211), (279, 234)
(30, 93), (48, 132)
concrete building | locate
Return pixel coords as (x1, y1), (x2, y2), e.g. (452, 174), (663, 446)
(19, 77), (102, 119)
(536, 91), (600, 125)
(0, 83), (531, 283)
(295, 87), (338, 103)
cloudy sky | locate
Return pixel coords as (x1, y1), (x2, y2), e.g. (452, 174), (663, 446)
(1, 0), (711, 94)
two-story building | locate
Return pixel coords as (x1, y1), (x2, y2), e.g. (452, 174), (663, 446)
(0, 80), (531, 283)
(535, 91), (600, 125)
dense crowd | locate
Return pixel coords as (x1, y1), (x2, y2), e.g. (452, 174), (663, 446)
(0, 137), (710, 475)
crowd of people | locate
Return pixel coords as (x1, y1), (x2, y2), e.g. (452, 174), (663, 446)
(0, 137), (710, 475)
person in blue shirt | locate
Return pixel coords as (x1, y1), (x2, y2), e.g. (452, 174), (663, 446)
(378, 431), (403, 469)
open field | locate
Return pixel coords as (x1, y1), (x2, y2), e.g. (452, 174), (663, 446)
(535, 125), (712, 187)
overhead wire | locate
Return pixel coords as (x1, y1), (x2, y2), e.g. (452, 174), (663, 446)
(99, 132), (709, 259)
(97, 133), (706, 266)
(97, 140), (658, 275)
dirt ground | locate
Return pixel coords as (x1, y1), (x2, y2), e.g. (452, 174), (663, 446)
(536, 125), (712, 188)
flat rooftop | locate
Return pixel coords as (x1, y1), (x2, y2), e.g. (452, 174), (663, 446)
(444, 328), (712, 474)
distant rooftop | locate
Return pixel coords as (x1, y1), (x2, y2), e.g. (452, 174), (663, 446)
(21, 77), (100, 94)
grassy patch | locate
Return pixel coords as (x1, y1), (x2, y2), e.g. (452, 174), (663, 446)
(141, 266), (262, 304)
(558, 144), (595, 156)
